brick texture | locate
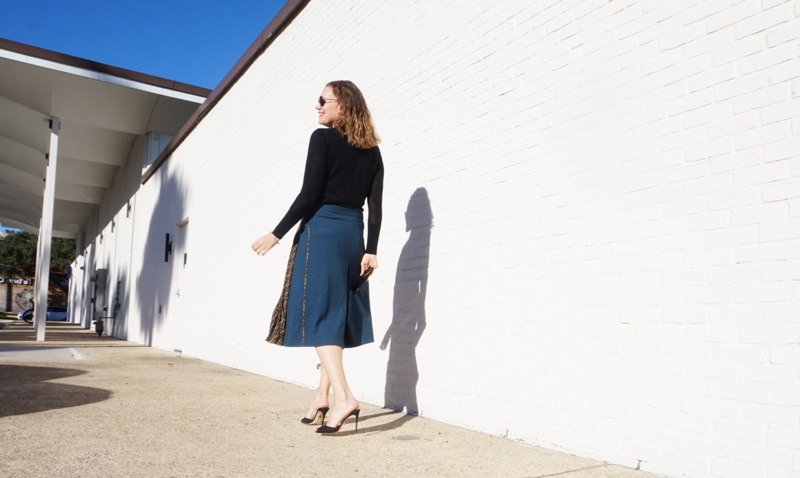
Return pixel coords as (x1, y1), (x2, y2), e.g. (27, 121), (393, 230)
(73, 1), (800, 477)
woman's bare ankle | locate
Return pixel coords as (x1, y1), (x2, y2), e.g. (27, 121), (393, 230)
(331, 397), (359, 413)
(310, 395), (329, 407)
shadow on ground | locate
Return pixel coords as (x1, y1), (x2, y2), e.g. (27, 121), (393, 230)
(0, 365), (111, 417)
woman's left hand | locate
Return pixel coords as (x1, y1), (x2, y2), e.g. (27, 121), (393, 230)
(252, 233), (280, 256)
(360, 254), (378, 276)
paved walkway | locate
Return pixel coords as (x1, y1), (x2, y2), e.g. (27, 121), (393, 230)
(0, 321), (658, 478)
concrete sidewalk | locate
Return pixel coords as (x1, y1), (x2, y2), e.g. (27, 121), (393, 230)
(0, 321), (658, 478)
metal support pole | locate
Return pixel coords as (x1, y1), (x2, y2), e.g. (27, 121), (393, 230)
(32, 218), (43, 330)
(34, 118), (60, 341)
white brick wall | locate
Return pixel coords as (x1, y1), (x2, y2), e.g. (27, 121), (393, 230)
(74, 1), (800, 477)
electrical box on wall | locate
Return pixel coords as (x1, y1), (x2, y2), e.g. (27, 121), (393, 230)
(91, 268), (108, 323)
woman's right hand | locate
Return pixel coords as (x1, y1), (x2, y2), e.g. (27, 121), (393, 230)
(251, 233), (280, 256)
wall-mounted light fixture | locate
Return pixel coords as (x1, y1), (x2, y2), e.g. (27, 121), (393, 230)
(164, 233), (172, 262)
(126, 201), (132, 218)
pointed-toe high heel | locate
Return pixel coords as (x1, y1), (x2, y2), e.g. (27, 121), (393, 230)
(316, 408), (360, 433)
(300, 407), (329, 425)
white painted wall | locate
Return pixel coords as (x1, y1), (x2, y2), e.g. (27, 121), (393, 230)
(73, 1), (800, 477)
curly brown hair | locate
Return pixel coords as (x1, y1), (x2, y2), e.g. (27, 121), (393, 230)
(328, 80), (380, 149)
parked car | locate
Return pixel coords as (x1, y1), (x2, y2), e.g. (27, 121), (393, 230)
(18, 306), (69, 322)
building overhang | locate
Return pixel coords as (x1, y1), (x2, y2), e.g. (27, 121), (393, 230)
(0, 38), (210, 239)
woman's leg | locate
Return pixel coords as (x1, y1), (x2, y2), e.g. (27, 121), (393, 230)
(316, 345), (359, 426)
(304, 365), (331, 420)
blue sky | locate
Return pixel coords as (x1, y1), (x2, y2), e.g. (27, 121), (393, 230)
(0, 0), (287, 89)
(1, 1), (286, 232)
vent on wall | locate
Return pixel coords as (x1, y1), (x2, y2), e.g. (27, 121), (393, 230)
(143, 132), (174, 173)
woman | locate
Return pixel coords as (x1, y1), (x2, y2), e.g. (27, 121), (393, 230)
(252, 80), (383, 434)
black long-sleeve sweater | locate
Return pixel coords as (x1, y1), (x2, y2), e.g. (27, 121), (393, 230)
(272, 128), (384, 254)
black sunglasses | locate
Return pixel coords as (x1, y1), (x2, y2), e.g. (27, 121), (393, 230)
(318, 96), (338, 107)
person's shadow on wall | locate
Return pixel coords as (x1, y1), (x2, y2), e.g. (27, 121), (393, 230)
(380, 188), (432, 415)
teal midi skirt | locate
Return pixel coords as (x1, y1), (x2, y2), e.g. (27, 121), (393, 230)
(283, 204), (374, 348)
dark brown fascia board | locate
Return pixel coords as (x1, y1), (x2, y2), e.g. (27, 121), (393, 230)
(141, 0), (311, 184)
(0, 37), (212, 98)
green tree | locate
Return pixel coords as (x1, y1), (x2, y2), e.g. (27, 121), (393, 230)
(0, 231), (76, 278)
(50, 236), (77, 273)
